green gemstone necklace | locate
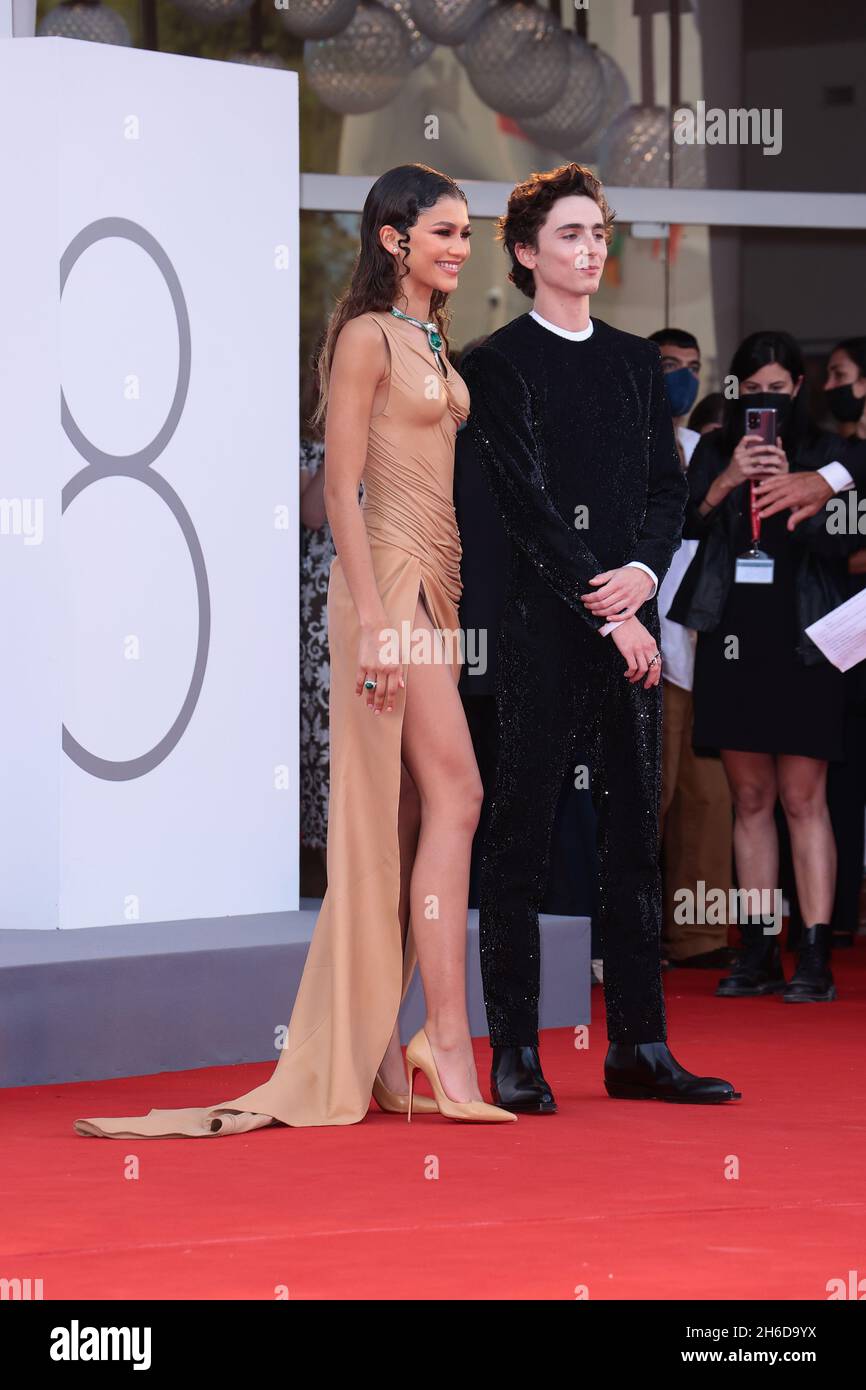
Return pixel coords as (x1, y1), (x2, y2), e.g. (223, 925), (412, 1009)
(390, 305), (444, 358)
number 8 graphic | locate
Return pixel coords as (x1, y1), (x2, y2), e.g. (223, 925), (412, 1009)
(61, 218), (210, 781)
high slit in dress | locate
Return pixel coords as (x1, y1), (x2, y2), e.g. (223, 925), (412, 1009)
(73, 310), (471, 1137)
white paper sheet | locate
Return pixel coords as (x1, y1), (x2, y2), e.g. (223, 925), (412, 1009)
(805, 587), (866, 672)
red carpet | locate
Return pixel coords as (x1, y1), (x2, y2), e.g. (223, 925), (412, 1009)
(3, 944), (864, 1300)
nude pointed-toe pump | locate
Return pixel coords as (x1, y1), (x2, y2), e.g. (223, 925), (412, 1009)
(372, 1071), (440, 1115)
(405, 1029), (518, 1123)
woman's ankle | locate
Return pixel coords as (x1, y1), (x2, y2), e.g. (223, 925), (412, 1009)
(424, 1018), (472, 1050)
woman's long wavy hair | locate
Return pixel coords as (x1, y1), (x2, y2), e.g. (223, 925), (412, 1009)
(312, 164), (467, 430)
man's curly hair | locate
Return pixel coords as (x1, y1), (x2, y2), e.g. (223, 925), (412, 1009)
(496, 163), (616, 299)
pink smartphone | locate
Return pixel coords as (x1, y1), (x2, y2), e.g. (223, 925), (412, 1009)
(744, 405), (777, 444)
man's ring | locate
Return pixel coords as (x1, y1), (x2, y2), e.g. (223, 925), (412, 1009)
(364, 678), (377, 690)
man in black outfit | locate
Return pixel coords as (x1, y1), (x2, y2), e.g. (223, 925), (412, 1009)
(459, 164), (740, 1110)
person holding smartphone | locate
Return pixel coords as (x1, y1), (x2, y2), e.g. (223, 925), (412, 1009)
(668, 331), (858, 1005)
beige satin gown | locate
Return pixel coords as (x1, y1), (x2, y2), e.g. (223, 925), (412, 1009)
(74, 310), (471, 1138)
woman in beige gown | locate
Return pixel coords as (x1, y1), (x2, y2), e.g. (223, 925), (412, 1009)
(74, 163), (515, 1138)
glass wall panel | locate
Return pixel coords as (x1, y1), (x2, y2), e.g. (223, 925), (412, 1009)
(49, 1), (865, 196)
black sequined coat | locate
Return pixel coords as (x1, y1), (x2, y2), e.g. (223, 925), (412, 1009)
(459, 313), (687, 632)
(458, 313), (688, 1044)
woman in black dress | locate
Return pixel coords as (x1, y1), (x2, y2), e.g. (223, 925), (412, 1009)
(669, 331), (857, 1004)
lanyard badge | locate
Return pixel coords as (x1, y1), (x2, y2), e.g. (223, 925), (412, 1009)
(735, 481), (775, 584)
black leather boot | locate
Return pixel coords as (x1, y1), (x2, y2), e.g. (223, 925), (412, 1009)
(490, 1045), (557, 1114)
(782, 924), (837, 1002)
(604, 1041), (741, 1103)
(715, 922), (786, 997)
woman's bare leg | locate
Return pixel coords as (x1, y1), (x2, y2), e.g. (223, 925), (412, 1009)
(398, 593), (485, 1103)
(721, 750), (779, 914)
(777, 755), (835, 925)
(377, 762), (422, 1093)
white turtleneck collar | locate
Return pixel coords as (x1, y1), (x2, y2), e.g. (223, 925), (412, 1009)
(529, 309), (594, 341)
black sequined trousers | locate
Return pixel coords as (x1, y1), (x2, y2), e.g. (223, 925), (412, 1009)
(478, 568), (668, 1046)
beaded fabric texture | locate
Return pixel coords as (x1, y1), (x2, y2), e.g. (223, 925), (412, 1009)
(460, 313), (687, 1045)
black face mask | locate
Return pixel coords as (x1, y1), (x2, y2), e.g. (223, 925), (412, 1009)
(825, 383), (865, 424)
(739, 391), (794, 439)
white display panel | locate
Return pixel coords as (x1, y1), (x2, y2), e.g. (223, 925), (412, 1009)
(0, 39), (299, 928)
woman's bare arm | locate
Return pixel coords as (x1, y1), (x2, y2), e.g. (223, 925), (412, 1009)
(323, 316), (389, 629)
(322, 317), (405, 714)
